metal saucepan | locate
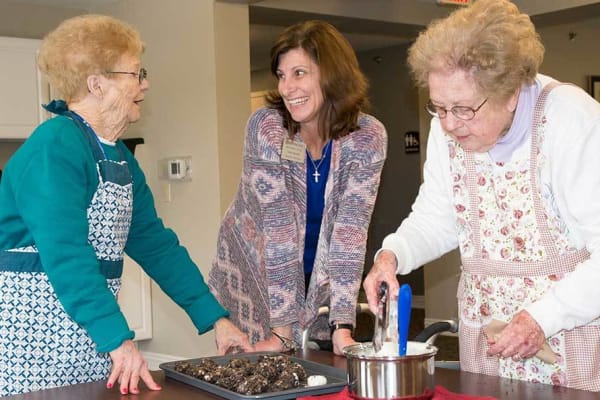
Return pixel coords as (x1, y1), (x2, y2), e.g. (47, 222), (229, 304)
(343, 320), (458, 400)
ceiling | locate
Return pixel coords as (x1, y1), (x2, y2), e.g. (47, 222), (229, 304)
(8, 0), (600, 71)
(247, 0), (600, 70)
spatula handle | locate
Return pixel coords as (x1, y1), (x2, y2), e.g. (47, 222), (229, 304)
(397, 284), (412, 356)
(372, 282), (388, 352)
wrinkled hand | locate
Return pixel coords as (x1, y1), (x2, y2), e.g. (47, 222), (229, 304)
(253, 335), (287, 352)
(486, 310), (545, 360)
(254, 325), (294, 353)
(332, 328), (356, 355)
(107, 339), (161, 395)
(214, 318), (254, 355)
(363, 250), (400, 314)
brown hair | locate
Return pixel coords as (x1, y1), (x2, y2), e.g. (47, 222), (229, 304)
(266, 20), (369, 140)
(38, 14), (144, 102)
(407, 0), (544, 104)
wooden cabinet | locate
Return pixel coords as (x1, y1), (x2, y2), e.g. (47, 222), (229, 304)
(0, 37), (50, 139)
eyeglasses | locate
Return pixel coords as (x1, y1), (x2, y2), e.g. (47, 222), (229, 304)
(106, 67), (147, 84)
(425, 98), (488, 121)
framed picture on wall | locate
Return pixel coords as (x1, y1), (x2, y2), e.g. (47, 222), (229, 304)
(589, 75), (600, 102)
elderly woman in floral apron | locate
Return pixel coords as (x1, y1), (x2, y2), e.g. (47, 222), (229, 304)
(0, 15), (251, 396)
(363, 0), (600, 392)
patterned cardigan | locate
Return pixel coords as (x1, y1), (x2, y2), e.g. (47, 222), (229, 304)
(208, 107), (387, 344)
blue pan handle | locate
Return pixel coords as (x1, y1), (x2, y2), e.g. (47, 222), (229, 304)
(397, 284), (412, 356)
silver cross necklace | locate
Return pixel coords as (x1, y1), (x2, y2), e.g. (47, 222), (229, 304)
(306, 140), (331, 183)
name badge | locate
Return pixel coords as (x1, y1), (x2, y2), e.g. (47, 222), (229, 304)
(281, 138), (306, 163)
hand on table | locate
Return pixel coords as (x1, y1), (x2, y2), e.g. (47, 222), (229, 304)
(108, 339), (161, 395)
(253, 336), (287, 352)
(486, 310), (545, 360)
(214, 317), (254, 355)
(254, 325), (296, 353)
(363, 250), (399, 315)
(332, 328), (356, 355)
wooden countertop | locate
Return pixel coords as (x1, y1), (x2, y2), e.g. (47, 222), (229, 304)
(5, 349), (596, 399)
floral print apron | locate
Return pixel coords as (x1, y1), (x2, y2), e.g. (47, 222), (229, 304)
(451, 83), (600, 391)
(0, 102), (133, 395)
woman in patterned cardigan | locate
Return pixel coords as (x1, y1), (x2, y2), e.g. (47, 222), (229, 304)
(209, 20), (387, 355)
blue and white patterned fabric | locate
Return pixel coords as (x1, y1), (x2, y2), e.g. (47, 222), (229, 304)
(0, 105), (133, 395)
(0, 272), (120, 394)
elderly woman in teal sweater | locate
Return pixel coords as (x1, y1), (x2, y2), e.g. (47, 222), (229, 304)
(0, 15), (251, 397)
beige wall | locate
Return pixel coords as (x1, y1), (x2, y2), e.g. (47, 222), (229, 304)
(93, 0), (250, 358)
(251, 68), (276, 92)
(538, 17), (600, 90)
(357, 45), (425, 294)
(0, 2), (82, 39)
(214, 2), (250, 212)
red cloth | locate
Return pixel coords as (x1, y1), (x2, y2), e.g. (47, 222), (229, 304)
(432, 385), (497, 400)
(297, 385), (498, 400)
(297, 387), (351, 400)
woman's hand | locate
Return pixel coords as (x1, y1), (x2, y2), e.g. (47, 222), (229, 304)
(253, 335), (287, 352)
(214, 318), (254, 355)
(332, 328), (356, 355)
(107, 339), (161, 395)
(254, 325), (295, 353)
(486, 310), (545, 360)
(363, 250), (400, 314)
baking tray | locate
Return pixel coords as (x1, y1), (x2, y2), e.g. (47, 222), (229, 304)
(159, 351), (347, 400)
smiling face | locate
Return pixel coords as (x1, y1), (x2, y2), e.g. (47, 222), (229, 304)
(428, 69), (518, 153)
(276, 47), (324, 133)
(101, 53), (149, 130)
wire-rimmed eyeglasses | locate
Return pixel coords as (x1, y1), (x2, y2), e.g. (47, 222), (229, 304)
(106, 67), (147, 85)
(425, 98), (488, 121)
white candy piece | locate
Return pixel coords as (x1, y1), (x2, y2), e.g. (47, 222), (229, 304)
(307, 375), (327, 386)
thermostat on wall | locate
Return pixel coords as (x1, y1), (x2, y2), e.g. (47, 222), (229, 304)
(159, 156), (192, 181)
(168, 159), (186, 180)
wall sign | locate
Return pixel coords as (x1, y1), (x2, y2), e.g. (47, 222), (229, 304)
(404, 131), (420, 154)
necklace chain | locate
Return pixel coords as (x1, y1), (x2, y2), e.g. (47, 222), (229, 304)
(306, 140), (331, 183)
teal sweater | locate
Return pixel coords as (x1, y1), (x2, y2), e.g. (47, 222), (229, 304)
(0, 115), (227, 352)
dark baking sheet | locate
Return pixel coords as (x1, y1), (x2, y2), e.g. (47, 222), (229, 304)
(159, 351), (347, 400)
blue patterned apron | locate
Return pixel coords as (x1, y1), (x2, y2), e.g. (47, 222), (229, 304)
(0, 100), (133, 395)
